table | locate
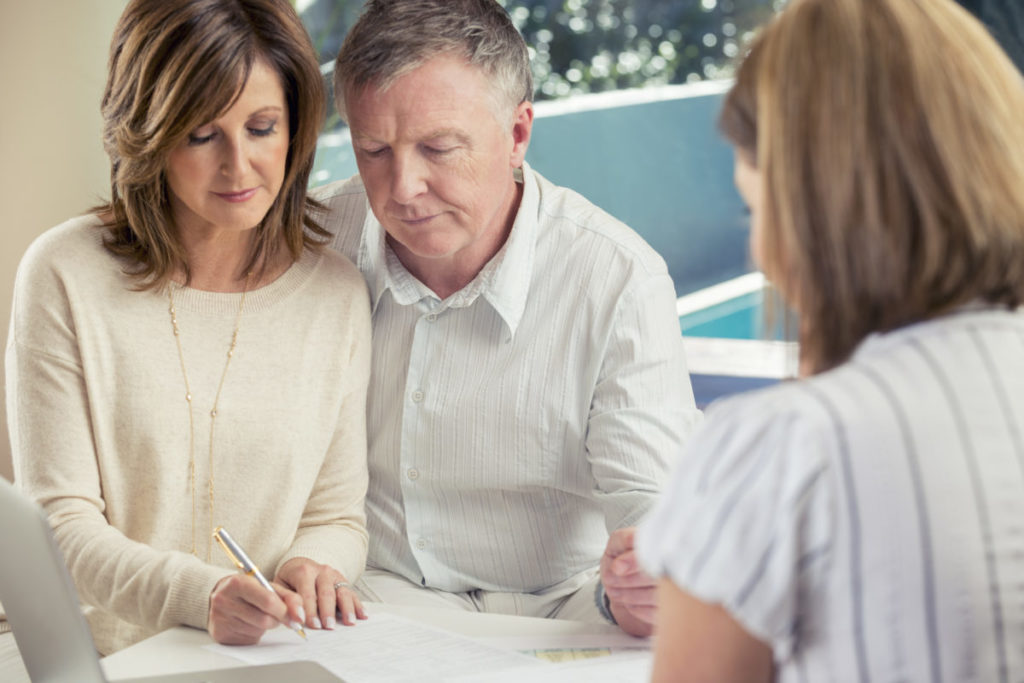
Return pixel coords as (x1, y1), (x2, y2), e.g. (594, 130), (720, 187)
(1, 603), (635, 682)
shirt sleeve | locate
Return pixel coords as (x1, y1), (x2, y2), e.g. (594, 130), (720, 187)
(6, 240), (229, 635)
(636, 391), (837, 661)
(586, 269), (703, 531)
(275, 270), (371, 582)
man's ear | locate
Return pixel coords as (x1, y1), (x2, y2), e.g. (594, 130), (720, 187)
(510, 100), (534, 168)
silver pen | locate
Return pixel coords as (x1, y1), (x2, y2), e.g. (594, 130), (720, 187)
(213, 526), (307, 639)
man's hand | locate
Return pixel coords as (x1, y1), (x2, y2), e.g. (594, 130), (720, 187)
(207, 574), (305, 645)
(275, 557), (367, 631)
(600, 527), (656, 637)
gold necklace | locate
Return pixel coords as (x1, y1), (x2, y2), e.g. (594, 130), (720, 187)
(167, 273), (250, 561)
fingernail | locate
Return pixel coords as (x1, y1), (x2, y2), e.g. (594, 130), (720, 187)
(297, 606), (306, 624)
(290, 620), (304, 632)
(325, 615), (336, 630)
(312, 616), (322, 630)
(345, 611), (354, 624)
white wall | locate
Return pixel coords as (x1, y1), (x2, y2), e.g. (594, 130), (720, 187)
(0, 2), (129, 482)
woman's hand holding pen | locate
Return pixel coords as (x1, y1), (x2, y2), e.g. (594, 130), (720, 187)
(207, 573), (306, 646)
(276, 557), (368, 631)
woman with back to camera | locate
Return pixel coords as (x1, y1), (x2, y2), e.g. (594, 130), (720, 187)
(6, 0), (370, 654)
(637, 0), (1024, 680)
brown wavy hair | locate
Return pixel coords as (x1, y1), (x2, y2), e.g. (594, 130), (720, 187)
(97, 0), (328, 289)
(720, 0), (1024, 374)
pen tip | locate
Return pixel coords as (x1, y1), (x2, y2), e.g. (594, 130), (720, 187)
(289, 620), (308, 639)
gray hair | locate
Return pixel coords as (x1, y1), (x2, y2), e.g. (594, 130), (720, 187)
(333, 0), (533, 123)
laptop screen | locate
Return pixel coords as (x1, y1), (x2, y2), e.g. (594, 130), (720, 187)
(0, 477), (107, 682)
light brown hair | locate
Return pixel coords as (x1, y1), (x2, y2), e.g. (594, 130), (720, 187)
(333, 0), (533, 125)
(720, 0), (1024, 373)
(97, 0), (328, 289)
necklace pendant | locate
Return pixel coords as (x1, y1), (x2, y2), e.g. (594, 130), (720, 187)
(167, 279), (248, 559)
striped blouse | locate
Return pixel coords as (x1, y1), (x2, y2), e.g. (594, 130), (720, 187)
(638, 307), (1024, 682)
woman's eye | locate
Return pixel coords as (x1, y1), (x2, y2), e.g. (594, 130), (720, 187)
(249, 123), (277, 137)
(187, 132), (215, 146)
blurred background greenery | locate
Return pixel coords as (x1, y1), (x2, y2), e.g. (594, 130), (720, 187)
(296, 0), (782, 133)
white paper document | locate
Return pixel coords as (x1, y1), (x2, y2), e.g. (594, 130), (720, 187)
(448, 650), (653, 682)
(206, 612), (542, 682)
(474, 632), (650, 653)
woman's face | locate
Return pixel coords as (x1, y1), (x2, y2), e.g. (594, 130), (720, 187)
(733, 150), (764, 270)
(165, 57), (290, 241)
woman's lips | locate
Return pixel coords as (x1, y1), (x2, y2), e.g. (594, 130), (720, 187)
(214, 188), (258, 203)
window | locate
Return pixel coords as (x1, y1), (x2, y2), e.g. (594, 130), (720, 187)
(298, 0), (784, 342)
(298, 0), (780, 116)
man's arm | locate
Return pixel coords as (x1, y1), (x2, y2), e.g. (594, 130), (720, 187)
(587, 270), (701, 635)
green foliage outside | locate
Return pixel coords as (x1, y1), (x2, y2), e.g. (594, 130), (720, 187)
(504, 0), (779, 98)
(297, 0), (781, 132)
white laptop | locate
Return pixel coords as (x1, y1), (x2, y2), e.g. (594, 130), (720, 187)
(0, 477), (343, 682)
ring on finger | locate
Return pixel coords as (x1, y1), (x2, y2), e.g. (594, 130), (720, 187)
(333, 580), (350, 591)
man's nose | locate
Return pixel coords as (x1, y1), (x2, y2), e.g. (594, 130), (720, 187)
(390, 151), (427, 203)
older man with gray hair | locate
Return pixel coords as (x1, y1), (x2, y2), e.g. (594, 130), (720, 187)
(315, 0), (700, 637)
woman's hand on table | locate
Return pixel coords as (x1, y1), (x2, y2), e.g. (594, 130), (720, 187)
(276, 557), (367, 630)
(207, 573), (305, 645)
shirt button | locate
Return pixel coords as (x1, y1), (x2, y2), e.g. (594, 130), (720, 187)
(426, 313), (438, 323)
(416, 538), (427, 550)
(412, 390), (424, 403)
(407, 468), (419, 481)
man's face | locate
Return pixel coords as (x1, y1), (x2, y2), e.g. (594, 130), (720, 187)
(345, 54), (532, 275)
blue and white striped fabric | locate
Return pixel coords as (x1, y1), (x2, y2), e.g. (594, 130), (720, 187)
(638, 307), (1024, 682)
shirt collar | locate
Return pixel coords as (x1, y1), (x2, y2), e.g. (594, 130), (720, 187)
(475, 163), (538, 338)
(356, 162), (540, 340)
(355, 194), (393, 311)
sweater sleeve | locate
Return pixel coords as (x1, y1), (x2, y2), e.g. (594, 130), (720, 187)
(274, 263), (371, 582)
(5, 234), (232, 637)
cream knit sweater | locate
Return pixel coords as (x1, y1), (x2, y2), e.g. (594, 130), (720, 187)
(5, 215), (371, 654)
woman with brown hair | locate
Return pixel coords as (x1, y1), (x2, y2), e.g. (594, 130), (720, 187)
(7, 0), (369, 653)
(637, 0), (1024, 679)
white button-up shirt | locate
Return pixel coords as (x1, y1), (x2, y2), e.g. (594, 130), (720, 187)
(316, 163), (700, 592)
